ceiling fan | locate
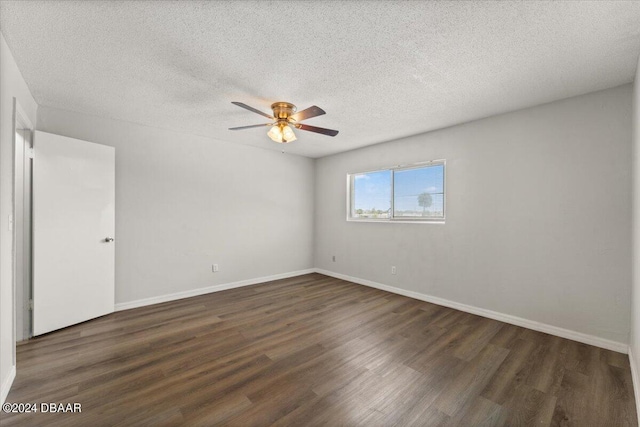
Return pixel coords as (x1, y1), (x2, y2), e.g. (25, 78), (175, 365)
(229, 101), (339, 143)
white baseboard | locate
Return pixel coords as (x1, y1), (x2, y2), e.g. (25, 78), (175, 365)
(1, 365), (16, 404)
(315, 268), (628, 354)
(115, 269), (316, 312)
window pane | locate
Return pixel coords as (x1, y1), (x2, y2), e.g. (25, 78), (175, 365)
(352, 170), (391, 219)
(393, 165), (444, 218)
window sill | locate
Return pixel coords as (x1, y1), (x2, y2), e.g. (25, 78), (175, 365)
(347, 218), (445, 224)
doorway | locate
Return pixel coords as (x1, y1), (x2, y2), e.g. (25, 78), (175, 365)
(13, 100), (34, 343)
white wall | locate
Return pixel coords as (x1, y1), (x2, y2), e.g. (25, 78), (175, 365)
(315, 85), (633, 347)
(629, 52), (640, 416)
(0, 34), (38, 403)
(36, 107), (314, 305)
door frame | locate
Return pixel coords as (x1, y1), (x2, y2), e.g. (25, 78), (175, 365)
(12, 98), (34, 350)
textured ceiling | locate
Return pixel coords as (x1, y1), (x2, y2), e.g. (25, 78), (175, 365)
(1, 1), (640, 158)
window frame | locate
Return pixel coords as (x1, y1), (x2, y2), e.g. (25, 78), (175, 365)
(346, 160), (446, 223)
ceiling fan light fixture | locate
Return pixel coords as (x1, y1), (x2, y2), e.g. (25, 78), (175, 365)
(268, 125), (283, 142)
(268, 123), (297, 143)
(282, 124), (297, 142)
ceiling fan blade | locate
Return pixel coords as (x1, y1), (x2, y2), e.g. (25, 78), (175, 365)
(231, 102), (274, 119)
(295, 123), (339, 137)
(229, 123), (274, 130)
(289, 105), (326, 122)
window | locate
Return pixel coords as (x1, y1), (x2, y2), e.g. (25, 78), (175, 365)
(348, 161), (445, 222)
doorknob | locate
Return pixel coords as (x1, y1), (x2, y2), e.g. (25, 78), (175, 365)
(104, 237), (114, 242)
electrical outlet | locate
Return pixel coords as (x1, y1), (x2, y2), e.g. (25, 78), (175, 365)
(391, 266), (396, 275)
(332, 255), (336, 262)
(212, 264), (219, 272)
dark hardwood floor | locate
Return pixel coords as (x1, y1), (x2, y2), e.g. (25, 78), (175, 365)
(2, 273), (636, 426)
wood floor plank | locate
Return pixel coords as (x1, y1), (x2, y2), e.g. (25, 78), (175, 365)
(481, 338), (539, 405)
(501, 383), (556, 426)
(524, 335), (566, 396)
(434, 344), (510, 416)
(447, 396), (507, 427)
(2, 273), (636, 426)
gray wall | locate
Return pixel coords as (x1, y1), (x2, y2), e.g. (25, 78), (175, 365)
(315, 85), (633, 345)
(0, 34), (38, 402)
(37, 107), (315, 304)
(630, 52), (640, 403)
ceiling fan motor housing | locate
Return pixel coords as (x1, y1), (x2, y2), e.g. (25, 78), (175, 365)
(271, 102), (297, 120)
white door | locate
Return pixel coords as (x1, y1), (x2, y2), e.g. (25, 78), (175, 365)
(33, 131), (115, 336)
